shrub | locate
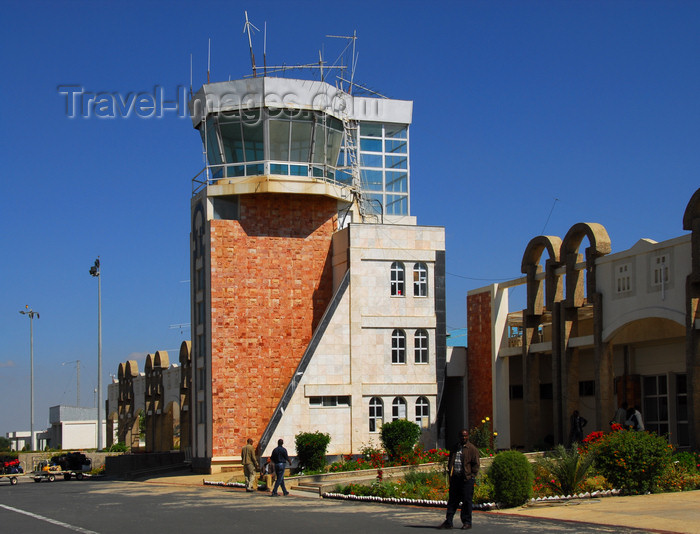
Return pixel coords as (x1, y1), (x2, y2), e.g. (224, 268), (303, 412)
(593, 429), (673, 495)
(360, 441), (386, 468)
(473, 472), (495, 504)
(535, 444), (595, 495)
(107, 442), (128, 452)
(294, 431), (331, 472)
(380, 419), (422, 461)
(489, 450), (533, 507)
(656, 462), (700, 492)
(672, 451), (700, 475)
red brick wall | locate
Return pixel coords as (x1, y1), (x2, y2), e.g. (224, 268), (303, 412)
(467, 290), (493, 427)
(208, 193), (337, 457)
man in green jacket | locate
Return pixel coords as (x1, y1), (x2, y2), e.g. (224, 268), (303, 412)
(241, 438), (259, 492)
(439, 429), (480, 530)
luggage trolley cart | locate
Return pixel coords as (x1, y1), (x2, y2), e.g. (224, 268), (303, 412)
(32, 452), (92, 482)
(0, 457), (27, 485)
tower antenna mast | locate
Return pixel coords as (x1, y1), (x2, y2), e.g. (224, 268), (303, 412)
(243, 11), (260, 77)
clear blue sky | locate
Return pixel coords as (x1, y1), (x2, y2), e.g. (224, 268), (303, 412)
(2, 0), (698, 437)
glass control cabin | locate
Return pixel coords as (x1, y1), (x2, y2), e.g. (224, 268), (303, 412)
(189, 77), (414, 220)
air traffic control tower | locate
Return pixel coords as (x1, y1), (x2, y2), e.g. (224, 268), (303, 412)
(188, 76), (445, 473)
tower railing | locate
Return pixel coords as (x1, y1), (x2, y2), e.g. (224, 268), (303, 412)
(192, 161), (356, 196)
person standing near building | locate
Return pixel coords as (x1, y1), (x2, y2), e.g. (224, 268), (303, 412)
(241, 438), (259, 492)
(611, 401), (628, 426)
(626, 406), (645, 431)
(569, 410), (587, 444)
(440, 428), (480, 530)
(270, 438), (290, 497)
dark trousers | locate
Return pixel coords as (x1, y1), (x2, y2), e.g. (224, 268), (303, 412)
(446, 475), (475, 526)
(272, 463), (287, 495)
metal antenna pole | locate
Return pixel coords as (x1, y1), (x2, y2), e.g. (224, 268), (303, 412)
(243, 11), (260, 77)
(62, 360), (81, 406)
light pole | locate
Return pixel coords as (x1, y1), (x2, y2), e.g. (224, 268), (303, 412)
(19, 305), (39, 451)
(89, 258), (103, 450)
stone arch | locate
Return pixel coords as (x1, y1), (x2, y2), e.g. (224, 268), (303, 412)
(118, 360), (140, 449)
(521, 235), (563, 316)
(154, 350), (170, 369)
(683, 188), (700, 449)
(683, 188), (700, 277)
(561, 223), (611, 308)
(144, 354), (156, 452)
(682, 187), (700, 231)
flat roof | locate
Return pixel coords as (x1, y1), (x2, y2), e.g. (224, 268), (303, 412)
(189, 77), (413, 128)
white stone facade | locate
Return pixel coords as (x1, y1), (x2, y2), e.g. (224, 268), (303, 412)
(266, 223), (445, 457)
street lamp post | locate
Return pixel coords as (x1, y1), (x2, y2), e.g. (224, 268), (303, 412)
(19, 305), (39, 451)
(89, 258), (103, 450)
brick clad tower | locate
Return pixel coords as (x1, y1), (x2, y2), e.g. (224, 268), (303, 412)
(207, 194), (336, 458)
(188, 76), (444, 473)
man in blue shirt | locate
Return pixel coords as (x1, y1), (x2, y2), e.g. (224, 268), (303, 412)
(270, 438), (290, 496)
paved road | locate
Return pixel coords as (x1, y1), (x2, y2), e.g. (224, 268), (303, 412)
(0, 477), (653, 534)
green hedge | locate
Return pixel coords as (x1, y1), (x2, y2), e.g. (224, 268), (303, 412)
(489, 450), (533, 507)
(593, 429), (672, 495)
(295, 431), (331, 472)
(380, 419), (422, 461)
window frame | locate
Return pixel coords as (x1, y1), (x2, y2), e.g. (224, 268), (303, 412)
(391, 329), (406, 364)
(415, 396), (430, 427)
(392, 397), (407, 421)
(414, 329), (429, 364)
(413, 262), (428, 297)
(369, 397), (383, 433)
(390, 261), (405, 297)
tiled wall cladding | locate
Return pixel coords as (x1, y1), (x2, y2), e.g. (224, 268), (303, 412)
(209, 194), (337, 457)
(467, 291), (493, 427)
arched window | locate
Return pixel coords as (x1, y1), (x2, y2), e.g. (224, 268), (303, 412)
(369, 397), (383, 432)
(413, 262), (428, 297)
(391, 329), (406, 364)
(415, 396), (430, 427)
(392, 397), (407, 421)
(414, 329), (429, 364)
(390, 261), (405, 296)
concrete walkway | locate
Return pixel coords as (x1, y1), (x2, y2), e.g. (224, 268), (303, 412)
(141, 472), (700, 534)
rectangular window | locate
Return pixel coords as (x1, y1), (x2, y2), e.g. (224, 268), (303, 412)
(361, 169), (383, 191)
(615, 263), (632, 294)
(676, 374), (689, 447)
(385, 155), (407, 169)
(539, 383), (553, 400)
(509, 384), (523, 400)
(384, 124), (407, 139)
(385, 139), (407, 154)
(386, 194), (408, 216)
(385, 171), (407, 193)
(579, 380), (595, 396)
(652, 255), (670, 287)
(644, 375), (668, 436)
(360, 123), (382, 137)
(360, 138), (382, 152)
(309, 396), (351, 407)
(360, 153), (383, 168)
